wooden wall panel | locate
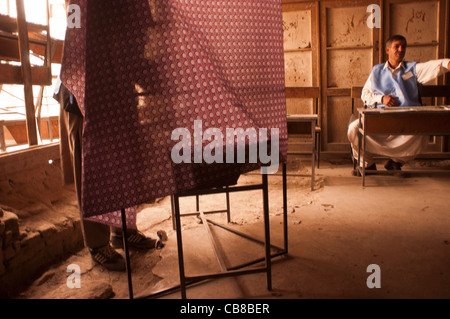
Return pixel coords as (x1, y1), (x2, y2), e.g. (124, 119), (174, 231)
(284, 51), (313, 87)
(321, 0), (379, 153)
(282, 2), (317, 116)
(283, 10), (312, 50)
(389, 2), (439, 43)
(327, 49), (373, 88)
(326, 6), (373, 47)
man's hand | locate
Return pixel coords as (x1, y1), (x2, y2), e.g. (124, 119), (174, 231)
(382, 95), (399, 107)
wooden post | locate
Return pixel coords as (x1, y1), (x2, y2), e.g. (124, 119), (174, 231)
(15, 0), (38, 146)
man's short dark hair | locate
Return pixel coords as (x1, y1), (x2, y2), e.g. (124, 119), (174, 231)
(385, 35), (407, 48)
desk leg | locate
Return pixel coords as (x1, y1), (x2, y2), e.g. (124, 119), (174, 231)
(357, 122), (361, 177)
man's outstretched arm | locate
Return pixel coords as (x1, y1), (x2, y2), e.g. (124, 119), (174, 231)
(416, 59), (450, 84)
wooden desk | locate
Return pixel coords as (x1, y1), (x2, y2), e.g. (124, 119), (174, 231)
(357, 106), (450, 186)
(286, 114), (317, 190)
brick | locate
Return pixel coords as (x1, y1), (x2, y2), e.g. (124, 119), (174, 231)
(3, 245), (16, 260)
(13, 241), (20, 254)
(0, 237), (3, 276)
(1, 211), (19, 237)
(37, 223), (57, 241)
(0, 221), (5, 236)
(62, 220), (84, 253)
(20, 231), (43, 249)
(6, 243), (45, 270)
(0, 250), (5, 277)
(2, 230), (13, 249)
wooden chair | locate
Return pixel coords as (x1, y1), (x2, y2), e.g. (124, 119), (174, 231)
(285, 87), (321, 167)
(419, 84), (450, 152)
(351, 86), (364, 115)
(419, 85), (450, 105)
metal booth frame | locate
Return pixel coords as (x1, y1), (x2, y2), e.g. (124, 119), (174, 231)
(119, 162), (288, 299)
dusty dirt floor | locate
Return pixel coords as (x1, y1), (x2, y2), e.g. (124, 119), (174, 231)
(6, 156), (450, 299)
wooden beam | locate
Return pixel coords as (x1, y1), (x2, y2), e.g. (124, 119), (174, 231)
(15, 0), (38, 146)
(0, 36), (21, 61)
(285, 87), (320, 98)
(0, 64), (52, 85)
(0, 13), (47, 34)
(0, 34), (63, 65)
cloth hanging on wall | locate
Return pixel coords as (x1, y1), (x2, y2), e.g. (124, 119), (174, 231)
(60, 0), (288, 225)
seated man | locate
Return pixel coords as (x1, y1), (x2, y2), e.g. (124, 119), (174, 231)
(348, 34), (450, 172)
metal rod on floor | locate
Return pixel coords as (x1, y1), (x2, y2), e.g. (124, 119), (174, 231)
(205, 218), (284, 252)
(199, 211), (227, 272)
(121, 208), (133, 299)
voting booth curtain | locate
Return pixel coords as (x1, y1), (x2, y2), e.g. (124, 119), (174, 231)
(60, 0), (288, 227)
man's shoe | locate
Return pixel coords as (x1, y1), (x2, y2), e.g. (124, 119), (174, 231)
(111, 231), (163, 250)
(89, 245), (126, 272)
(384, 159), (403, 171)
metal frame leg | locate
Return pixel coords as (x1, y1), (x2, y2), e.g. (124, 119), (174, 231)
(225, 186), (231, 223)
(262, 173), (272, 291)
(138, 165), (288, 299)
(173, 194), (187, 299)
(121, 208), (134, 299)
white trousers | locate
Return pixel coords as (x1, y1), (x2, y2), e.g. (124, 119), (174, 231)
(347, 119), (429, 167)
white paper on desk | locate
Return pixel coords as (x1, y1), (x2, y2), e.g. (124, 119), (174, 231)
(381, 107), (414, 111)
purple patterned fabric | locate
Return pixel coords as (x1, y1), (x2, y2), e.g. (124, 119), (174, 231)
(61, 0), (287, 226)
